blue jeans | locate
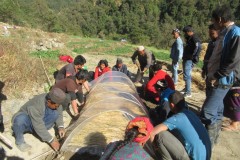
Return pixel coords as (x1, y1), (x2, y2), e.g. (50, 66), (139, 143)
(12, 107), (58, 145)
(171, 61), (179, 84)
(201, 86), (230, 125)
(182, 60), (192, 94)
(12, 112), (33, 145)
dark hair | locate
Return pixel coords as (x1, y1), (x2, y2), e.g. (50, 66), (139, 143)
(212, 5), (233, 22)
(100, 127), (140, 160)
(75, 69), (89, 80)
(46, 94), (51, 101)
(208, 24), (218, 30)
(74, 55), (86, 65)
(98, 59), (108, 67)
(152, 62), (162, 71)
(154, 80), (168, 90)
(168, 91), (186, 111)
(183, 25), (193, 32)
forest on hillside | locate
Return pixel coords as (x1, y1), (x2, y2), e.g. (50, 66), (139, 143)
(1, 0), (240, 48)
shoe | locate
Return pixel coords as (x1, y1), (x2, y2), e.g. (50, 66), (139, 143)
(16, 143), (32, 152)
(134, 82), (142, 87)
(179, 88), (186, 94)
(184, 93), (192, 98)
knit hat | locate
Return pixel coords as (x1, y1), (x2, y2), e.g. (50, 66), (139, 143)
(137, 46), (145, 51)
(172, 28), (180, 33)
(49, 88), (66, 104)
(116, 58), (123, 64)
(126, 117), (153, 144)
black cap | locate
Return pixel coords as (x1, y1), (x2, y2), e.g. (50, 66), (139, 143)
(183, 25), (193, 32)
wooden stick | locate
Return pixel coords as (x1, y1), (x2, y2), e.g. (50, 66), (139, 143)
(39, 56), (52, 86)
(0, 133), (13, 149)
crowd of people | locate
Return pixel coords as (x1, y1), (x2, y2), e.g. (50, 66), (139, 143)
(0, 4), (239, 160)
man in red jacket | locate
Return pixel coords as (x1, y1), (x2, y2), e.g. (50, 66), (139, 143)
(145, 63), (175, 103)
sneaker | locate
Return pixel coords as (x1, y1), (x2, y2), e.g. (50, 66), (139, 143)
(16, 143), (32, 152)
(134, 82), (142, 87)
(184, 93), (192, 98)
(179, 88), (186, 94)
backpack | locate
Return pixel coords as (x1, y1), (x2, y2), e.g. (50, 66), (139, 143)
(59, 55), (73, 63)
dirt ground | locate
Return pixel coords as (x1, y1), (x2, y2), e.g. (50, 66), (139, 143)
(0, 54), (240, 160)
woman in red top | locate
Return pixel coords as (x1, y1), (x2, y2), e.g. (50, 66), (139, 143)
(145, 63), (175, 103)
(94, 59), (111, 79)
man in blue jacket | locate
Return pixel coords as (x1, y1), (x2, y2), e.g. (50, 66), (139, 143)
(200, 5), (240, 147)
(170, 28), (183, 85)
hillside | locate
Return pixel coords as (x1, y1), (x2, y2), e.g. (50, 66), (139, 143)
(1, 0), (240, 49)
(0, 21), (173, 98)
(0, 23), (239, 160)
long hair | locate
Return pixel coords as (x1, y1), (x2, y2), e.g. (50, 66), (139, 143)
(100, 127), (140, 160)
(98, 59), (108, 67)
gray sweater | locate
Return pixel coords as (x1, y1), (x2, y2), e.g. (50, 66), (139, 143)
(17, 93), (64, 143)
(131, 49), (154, 70)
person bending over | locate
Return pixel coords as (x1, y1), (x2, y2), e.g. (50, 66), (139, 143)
(52, 70), (89, 117)
(12, 88), (66, 152)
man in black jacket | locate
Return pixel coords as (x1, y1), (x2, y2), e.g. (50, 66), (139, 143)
(182, 25), (201, 97)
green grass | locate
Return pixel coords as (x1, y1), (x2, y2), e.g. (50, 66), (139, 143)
(105, 45), (133, 55)
(72, 48), (90, 54)
(71, 39), (115, 54)
(68, 37), (204, 69)
(30, 50), (60, 59)
(196, 60), (203, 68)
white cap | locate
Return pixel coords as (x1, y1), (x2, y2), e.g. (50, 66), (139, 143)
(137, 46), (145, 51)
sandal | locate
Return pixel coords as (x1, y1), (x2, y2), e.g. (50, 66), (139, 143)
(221, 125), (240, 132)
